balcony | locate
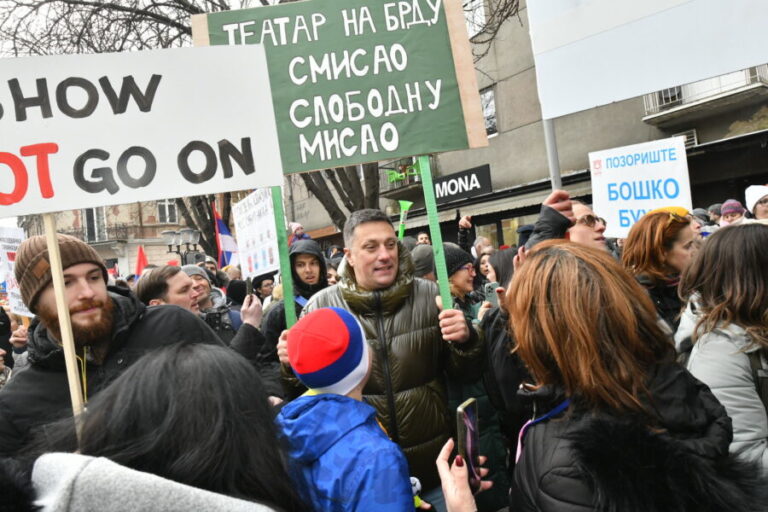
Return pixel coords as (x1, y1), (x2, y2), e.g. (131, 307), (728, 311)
(643, 64), (768, 128)
(61, 224), (130, 244)
(378, 156), (433, 201)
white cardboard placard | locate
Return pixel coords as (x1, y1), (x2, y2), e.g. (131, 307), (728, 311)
(589, 136), (692, 238)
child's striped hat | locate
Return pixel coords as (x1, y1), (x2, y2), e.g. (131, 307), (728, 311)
(287, 307), (370, 396)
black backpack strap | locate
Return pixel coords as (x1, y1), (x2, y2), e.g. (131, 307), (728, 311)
(747, 349), (768, 415)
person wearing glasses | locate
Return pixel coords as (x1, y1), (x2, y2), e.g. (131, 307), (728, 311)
(442, 242), (511, 511)
(524, 190), (609, 252)
(622, 207), (695, 331)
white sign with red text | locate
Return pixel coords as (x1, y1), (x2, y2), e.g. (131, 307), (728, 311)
(0, 45), (282, 218)
(590, 136), (692, 238)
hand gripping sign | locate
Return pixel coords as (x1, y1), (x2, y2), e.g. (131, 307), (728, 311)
(0, 45), (282, 423)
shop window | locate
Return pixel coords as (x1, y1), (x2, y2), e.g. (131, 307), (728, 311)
(475, 223), (499, 249)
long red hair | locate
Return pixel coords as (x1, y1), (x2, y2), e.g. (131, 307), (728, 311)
(508, 240), (675, 415)
(622, 211), (691, 283)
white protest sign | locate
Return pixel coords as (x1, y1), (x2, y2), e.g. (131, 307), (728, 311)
(232, 189), (279, 280)
(0, 226), (33, 317)
(589, 136), (692, 238)
(528, 0), (768, 119)
(0, 45), (282, 218)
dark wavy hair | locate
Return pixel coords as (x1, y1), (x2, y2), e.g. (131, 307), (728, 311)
(680, 224), (768, 347)
(488, 248), (517, 289)
(27, 343), (304, 510)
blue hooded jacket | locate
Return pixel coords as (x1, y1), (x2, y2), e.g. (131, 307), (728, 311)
(276, 394), (413, 512)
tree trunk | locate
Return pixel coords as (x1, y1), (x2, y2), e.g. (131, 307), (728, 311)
(362, 163), (380, 209)
(177, 195), (217, 257)
(300, 172), (348, 230)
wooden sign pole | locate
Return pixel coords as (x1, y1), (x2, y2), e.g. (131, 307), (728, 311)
(42, 213), (85, 431)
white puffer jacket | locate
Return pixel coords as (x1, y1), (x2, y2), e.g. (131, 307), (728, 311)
(686, 323), (768, 476)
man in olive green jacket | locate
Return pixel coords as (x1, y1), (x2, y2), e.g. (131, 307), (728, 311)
(279, 209), (485, 502)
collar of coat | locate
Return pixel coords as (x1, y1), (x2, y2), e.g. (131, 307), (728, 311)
(336, 241), (415, 316)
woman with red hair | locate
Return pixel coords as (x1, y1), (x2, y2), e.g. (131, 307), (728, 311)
(622, 208), (695, 331)
(436, 240), (765, 511)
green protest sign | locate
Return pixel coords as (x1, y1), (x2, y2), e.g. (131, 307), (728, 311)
(192, 0), (486, 174)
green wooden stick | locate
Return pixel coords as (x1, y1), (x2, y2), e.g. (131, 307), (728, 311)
(415, 155), (453, 311)
(271, 185), (296, 327)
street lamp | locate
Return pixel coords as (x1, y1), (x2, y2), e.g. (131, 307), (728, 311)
(161, 229), (201, 264)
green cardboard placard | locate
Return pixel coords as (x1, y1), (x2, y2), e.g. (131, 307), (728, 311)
(192, 0), (487, 174)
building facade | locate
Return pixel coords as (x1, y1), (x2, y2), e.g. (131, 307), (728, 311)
(20, 200), (187, 276)
(284, 0), (768, 248)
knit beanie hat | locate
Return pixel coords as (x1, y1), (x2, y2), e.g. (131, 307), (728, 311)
(720, 199), (745, 217)
(288, 222), (303, 234)
(287, 307), (370, 396)
(411, 244), (434, 278)
(745, 185), (768, 215)
(181, 264), (210, 283)
(15, 234), (107, 313)
(691, 208), (710, 225)
(442, 242), (473, 276)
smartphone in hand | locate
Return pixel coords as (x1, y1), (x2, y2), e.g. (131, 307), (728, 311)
(483, 282), (500, 308)
(457, 398), (481, 494)
(246, 278), (253, 296)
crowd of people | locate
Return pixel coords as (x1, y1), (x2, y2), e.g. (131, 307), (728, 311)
(0, 182), (767, 511)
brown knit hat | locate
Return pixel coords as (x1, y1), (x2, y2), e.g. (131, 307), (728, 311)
(14, 234), (108, 313)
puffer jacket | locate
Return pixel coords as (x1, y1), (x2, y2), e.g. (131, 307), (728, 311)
(295, 244), (485, 490)
(0, 287), (223, 456)
(276, 394), (412, 512)
(687, 323), (768, 476)
(512, 362), (767, 511)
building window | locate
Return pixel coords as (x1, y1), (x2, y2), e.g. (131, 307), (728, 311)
(158, 199), (178, 224)
(480, 87), (498, 136)
(82, 207), (106, 243)
(464, 0), (485, 39)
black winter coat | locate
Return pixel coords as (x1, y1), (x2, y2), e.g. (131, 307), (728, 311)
(0, 307), (12, 370)
(511, 363), (768, 511)
(0, 287), (223, 456)
(637, 274), (683, 332)
(261, 239), (328, 365)
(479, 307), (531, 460)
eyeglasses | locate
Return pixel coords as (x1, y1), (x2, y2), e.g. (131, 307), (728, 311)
(575, 214), (606, 228)
(458, 263), (475, 274)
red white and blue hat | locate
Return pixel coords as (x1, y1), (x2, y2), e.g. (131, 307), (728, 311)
(287, 307), (370, 396)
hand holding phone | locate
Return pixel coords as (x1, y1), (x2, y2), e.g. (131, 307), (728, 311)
(483, 282), (500, 308)
(457, 398), (481, 494)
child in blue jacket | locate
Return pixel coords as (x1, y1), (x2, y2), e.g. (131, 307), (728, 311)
(276, 307), (414, 512)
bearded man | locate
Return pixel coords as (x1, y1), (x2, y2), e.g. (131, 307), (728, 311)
(0, 234), (222, 455)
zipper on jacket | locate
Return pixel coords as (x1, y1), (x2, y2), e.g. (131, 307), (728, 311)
(374, 291), (400, 444)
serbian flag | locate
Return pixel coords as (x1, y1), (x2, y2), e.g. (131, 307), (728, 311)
(213, 201), (238, 267)
(135, 245), (148, 276)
